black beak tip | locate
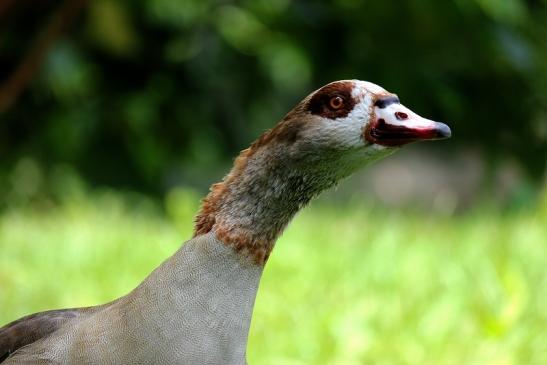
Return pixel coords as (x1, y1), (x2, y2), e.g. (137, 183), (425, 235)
(435, 122), (452, 139)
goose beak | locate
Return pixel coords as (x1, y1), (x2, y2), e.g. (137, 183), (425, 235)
(369, 118), (452, 147)
(366, 96), (452, 147)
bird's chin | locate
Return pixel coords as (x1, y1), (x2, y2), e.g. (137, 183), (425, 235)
(365, 119), (451, 147)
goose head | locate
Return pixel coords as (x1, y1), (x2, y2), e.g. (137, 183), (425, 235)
(294, 79), (450, 147)
(274, 79), (451, 176)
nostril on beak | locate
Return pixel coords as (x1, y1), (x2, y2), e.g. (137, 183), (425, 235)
(395, 112), (408, 120)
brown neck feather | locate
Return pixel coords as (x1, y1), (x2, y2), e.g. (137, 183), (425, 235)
(193, 108), (324, 265)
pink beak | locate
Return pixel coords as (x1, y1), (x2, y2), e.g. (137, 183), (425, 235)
(366, 95), (451, 147)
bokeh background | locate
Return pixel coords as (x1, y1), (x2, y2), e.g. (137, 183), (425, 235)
(1, 0), (546, 364)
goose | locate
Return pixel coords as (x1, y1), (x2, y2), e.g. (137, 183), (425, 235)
(0, 80), (451, 364)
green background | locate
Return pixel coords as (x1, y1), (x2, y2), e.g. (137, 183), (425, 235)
(1, 0), (546, 364)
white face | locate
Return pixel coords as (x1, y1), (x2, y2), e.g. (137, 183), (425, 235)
(300, 80), (451, 151)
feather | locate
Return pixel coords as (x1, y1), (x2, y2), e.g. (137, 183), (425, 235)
(0, 308), (86, 362)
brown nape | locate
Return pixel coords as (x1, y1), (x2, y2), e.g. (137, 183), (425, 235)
(193, 102), (310, 264)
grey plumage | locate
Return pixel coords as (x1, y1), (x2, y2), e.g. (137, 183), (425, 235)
(2, 233), (261, 364)
(0, 309), (87, 362)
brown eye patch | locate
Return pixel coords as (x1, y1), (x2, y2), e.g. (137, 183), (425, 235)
(307, 81), (357, 120)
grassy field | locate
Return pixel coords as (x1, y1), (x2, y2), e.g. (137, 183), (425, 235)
(1, 188), (546, 365)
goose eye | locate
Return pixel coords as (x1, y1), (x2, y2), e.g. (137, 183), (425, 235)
(329, 96), (344, 110)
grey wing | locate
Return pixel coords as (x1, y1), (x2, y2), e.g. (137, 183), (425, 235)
(0, 308), (86, 363)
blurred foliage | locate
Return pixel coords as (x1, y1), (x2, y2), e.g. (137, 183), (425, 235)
(1, 187), (546, 364)
(0, 0), (546, 198)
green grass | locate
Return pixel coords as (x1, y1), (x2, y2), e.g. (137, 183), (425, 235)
(1, 189), (546, 365)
